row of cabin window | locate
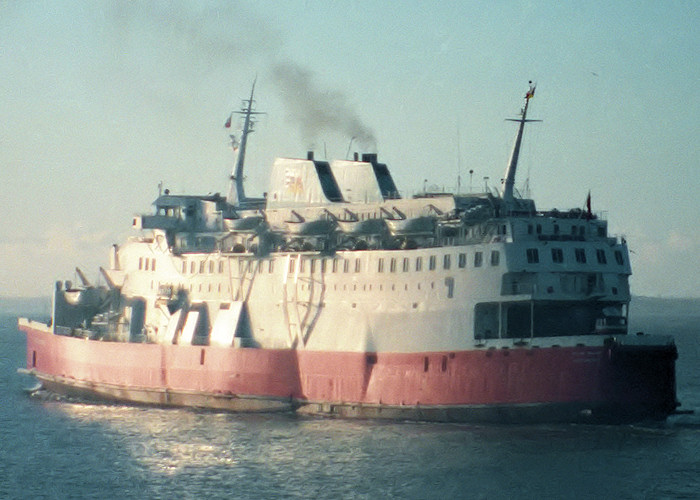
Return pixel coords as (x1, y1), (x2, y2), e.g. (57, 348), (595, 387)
(138, 258), (157, 272)
(182, 260), (226, 275)
(526, 247), (624, 265)
(290, 251), (500, 275)
(181, 250), (503, 277)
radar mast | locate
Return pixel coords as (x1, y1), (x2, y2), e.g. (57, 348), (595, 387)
(502, 81), (540, 210)
(227, 79), (265, 208)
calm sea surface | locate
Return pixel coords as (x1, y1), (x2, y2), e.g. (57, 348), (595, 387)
(1, 305), (699, 500)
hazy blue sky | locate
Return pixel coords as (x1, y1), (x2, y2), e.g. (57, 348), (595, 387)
(1, 1), (698, 297)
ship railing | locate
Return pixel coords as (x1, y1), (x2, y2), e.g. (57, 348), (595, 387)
(529, 208), (607, 220)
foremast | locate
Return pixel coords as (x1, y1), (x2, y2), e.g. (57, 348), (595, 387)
(227, 79), (264, 208)
(502, 81), (540, 210)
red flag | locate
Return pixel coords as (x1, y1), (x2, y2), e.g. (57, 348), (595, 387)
(525, 81), (536, 100)
(224, 113), (232, 128)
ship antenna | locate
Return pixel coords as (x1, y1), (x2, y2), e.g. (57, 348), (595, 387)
(345, 136), (356, 159)
(502, 81), (541, 209)
(227, 77), (265, 208)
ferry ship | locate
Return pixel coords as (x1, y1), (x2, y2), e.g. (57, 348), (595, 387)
(19, 82), (680, 423)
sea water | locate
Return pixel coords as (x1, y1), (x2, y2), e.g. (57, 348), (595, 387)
(1, 301), (699, 499)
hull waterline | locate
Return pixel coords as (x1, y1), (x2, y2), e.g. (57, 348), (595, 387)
(20, 321), (678, 424)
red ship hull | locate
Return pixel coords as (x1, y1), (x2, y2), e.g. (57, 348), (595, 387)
(21, 322), (678, 423)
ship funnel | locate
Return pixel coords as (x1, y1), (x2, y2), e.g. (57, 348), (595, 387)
(362, 153), (378, 164)
(502, 81), (541, 208)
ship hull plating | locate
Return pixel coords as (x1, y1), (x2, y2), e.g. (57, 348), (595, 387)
(21, 322), (677, 424)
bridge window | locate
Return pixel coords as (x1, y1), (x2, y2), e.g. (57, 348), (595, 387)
(209, 261), (214, 274)
(551, 248), (563, 263)
(443, 254), (451, 270)
(575, 248), (587, 263)
(614, 250), (624, 265)
(403, 258), (410, 272)
(416, 257), (423, 272)
(429, 255), (436, 271)
(378, 258), (384, 272)
(138, 258), (143, 270)
(596, 249), (607, 264)
(355, 258), (361, 273)
(526, 248), (539, 264)
(182, 260), (187, 273)
(267, 260), (274, 273)
(390, 258), (397, 273)
(490, 251), (500, 266)
(474, 251), (483, 267)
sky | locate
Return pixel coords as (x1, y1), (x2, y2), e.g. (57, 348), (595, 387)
(0, 1), (698, 298)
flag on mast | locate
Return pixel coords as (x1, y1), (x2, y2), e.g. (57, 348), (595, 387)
(224, 113), (233, 128)
(525, 81), (536, 100)
(586, 190), (592, 219)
